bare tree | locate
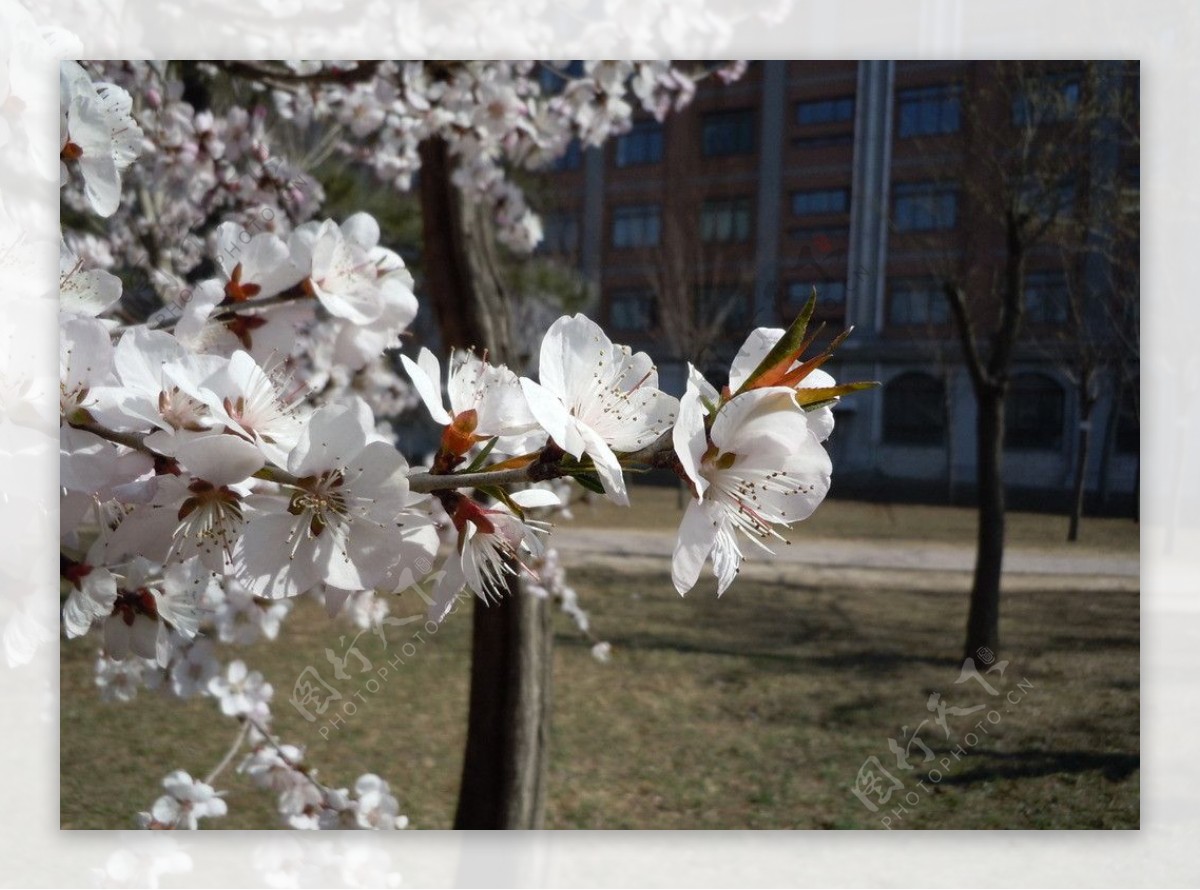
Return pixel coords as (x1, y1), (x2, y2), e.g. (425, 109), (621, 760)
(642, 195), (760, 369)
(900, 62), (1134, 662)
(1025, 64), (1140, 540)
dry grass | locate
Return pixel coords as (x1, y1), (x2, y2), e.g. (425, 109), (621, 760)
(571, 485), (1140, 555)
(60, 493), (1139, 830)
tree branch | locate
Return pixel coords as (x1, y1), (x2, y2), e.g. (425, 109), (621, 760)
(408, 429), (677, 493)
(132, 286), (316, 335)
(67, 419), (158, 458)
(988, 211), (1027, 382)
(69, 417), (680, 498)
(204, 718), (251, 786)
(943, 282), (989, 394)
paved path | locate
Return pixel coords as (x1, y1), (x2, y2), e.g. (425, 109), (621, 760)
(553, 526), (1139, 586)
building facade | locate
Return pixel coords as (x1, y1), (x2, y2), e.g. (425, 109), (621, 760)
(532, 61), (1140, 509)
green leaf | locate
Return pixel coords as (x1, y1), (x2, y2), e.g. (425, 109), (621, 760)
(473, 484), (527, 520)
(571, 472), (606, 495)
(792, 381), (878, 407)
(734, 289), (817, 395)
(463, 436), (499, 473)
(492, 486), (526, 520)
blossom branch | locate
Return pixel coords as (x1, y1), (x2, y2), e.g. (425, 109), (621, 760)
(67, 418), (159, 458)
(69, 414), (679, 499)
(203, 718), (251, 786)
(243, 715), (329, 796)
(138, 286), (316, 334)
(406, 429), (678, 494)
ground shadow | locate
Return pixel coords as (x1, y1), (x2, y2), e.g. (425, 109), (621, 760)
(936, 748), (1140, 785)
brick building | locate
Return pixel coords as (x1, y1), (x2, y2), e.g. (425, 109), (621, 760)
(531, 60), (1140, 509)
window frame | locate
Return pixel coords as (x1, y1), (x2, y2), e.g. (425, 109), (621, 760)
(888, 277), (950, 327)
(615, 119), (664, 168)
(892, 182), (959, 232)
(1011, 73), (1082, 126)
(610, 203), (662, 249)
(607, 288), (658, 333)
(896, 84), (962, 138)
(795, 96), (855, 126)
(791, 188), (850, 217)
(700, 196), (753, 244)
(701, 108), (756, 158)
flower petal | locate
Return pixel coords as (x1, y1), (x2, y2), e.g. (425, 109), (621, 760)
(519, 378), (581, 457)
(400, 349), (452, 426)
(674, 365), (710, 498)
(509, 488), (561, 509)
(575, 423), (628, 506)
(728, 327), (784, 392)
(165, 430), (265, 486)
(672, 500), (719, 596)
(288, 404), (367, 478)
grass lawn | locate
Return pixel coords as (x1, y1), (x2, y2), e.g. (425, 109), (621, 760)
(570, 484), (1141, 555)
(60, 492), (1139, 830)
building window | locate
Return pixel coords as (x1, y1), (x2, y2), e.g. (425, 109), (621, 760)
(896, 84), (962, 137)
(883, 373), (946, 446)
(701, 108), (755, 157)
(696, 284), (749, 329)
(611, 204), (661, 248)
(700, 197), (752, 243)
(1024, 270), (1070, 326)
(1012, 73), (1081, 125)
(792, 188), (849, 216)
(796, 96), (855, 125)
(893, 182), (958, 232)
(608, 289), (657, 332)
(551, 138), (582, 171)
(787, 280), (846, 307)
(615, 119), (664, 168)
(537, 60), (584, 96)
(539, 211), (578, 255)
(889, 278), (949, 326)
(1006, 373), (1065, 450)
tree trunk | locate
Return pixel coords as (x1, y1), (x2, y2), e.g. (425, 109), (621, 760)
(965, 387), (1005, 664)
(418, 138), (553, 829)
(418, 139), (489, 350)
(454, 585), (553, 828)
(1067, 397), (1095, 542)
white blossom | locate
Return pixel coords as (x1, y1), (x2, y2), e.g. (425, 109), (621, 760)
(428, 488), (559, 621)
(402, 347), (537, 444)
(208, 659), (273, 722)
(239, 402), (437, 599)
(728, 326), (840, 442)
(60, 238), (121, 318)
(60, 61), (143, 217)
(213, 579), (291, 645)
(521, 314), (678, 505)
(94, 652), (157, 703)
(137, 770), (227, 830)
(671, 377), (832, 596)
(168, 638), (219, 698)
